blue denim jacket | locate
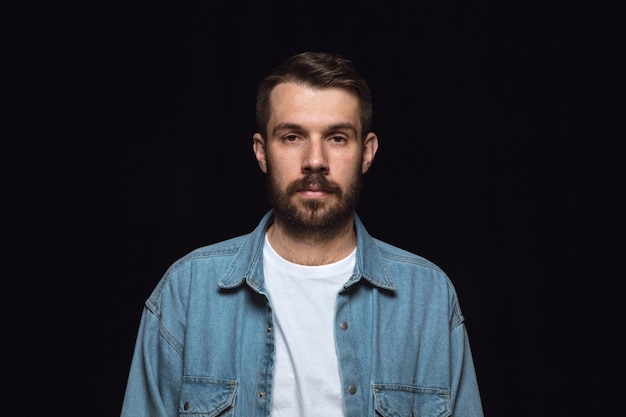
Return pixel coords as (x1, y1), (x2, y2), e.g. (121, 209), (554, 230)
(121, 211), (483, 416)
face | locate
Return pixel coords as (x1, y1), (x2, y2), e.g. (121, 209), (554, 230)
(253, 82), (378, 236)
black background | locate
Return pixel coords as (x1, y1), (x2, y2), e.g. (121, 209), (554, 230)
(4, 0), (614, 415)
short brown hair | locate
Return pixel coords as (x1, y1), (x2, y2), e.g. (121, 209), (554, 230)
(256, 52), (373, 140)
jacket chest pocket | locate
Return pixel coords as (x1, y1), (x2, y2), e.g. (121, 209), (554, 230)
(373, 384), (451, 417)
(179, 376), (237, 417)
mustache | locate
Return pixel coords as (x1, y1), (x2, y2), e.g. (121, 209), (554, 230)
(286, 173), (342, 195)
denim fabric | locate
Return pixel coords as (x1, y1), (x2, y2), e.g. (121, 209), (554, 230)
(121, 210), (483, 417)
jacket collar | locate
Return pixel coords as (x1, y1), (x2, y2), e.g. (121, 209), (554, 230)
(218, 210), (397, 292)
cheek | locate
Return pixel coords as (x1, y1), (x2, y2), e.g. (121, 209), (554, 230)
(334, 159), (363, 186)
(266, 156), (294, 183)
(347, 154), (365, 174)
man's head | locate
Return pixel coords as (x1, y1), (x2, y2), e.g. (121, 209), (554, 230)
(253, 52), (378, 239)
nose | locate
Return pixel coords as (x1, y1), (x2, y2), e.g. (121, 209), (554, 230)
(302, 139), (329, 174)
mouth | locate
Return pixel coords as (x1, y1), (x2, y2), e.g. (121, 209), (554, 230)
(297, 189), (330, 199)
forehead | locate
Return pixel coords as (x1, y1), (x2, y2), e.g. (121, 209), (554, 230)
(268, 82), (361, 128)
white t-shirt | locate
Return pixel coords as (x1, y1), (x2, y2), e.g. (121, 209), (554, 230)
(263, 235), (356, 417)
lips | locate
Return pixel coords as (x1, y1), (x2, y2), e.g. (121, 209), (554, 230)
(299, 185), (330, 193)
(295, 187), (332, 199)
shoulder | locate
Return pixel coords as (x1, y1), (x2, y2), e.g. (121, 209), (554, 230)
(145, 234), (251, 311)
(372, 238), (465, 327)
(168, 234), (249, 272)
(373, 239), (463, 321)
(374, 239), (445, 275)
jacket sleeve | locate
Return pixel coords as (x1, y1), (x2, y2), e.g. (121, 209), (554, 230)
(120, 305), (184, 417)
(449, 321), (484, 417)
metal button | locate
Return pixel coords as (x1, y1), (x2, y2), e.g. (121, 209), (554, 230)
(183, 402), (190, 411)
(339, 321), (348, 330)
(348, 385), (357, 394)
(258, 391), (266, 398)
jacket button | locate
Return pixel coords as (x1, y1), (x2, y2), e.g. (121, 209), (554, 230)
(339, 321), (348, 330)
(183, 402), (190, 410)
(348, 385), (357, 395)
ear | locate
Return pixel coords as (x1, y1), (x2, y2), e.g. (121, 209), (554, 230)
(361, 132), (379, 174)
(253, 133), (268, 173)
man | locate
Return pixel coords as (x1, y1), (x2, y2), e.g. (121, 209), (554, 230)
(121, 51), (483, 416)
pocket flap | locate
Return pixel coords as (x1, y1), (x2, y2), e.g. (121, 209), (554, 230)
(374, 384), (451, 417)
(180, 376), (237, 416)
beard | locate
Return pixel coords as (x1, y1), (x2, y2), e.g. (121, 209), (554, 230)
(266, 169), (362, 240)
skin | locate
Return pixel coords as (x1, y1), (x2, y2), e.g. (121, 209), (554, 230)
(253, 82), (379, 265)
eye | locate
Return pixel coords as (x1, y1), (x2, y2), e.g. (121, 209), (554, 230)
(283, 134), (300, 143)
(329, 135), (348, 144)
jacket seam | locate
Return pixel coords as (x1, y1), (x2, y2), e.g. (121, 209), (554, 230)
(379, 252), (444, 274)
(156, 310), (184, 356)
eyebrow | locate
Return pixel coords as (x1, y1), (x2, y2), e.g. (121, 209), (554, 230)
(272, 122), (358, 137)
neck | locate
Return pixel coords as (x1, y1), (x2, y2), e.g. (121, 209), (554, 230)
(266, 214), (356, 266)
